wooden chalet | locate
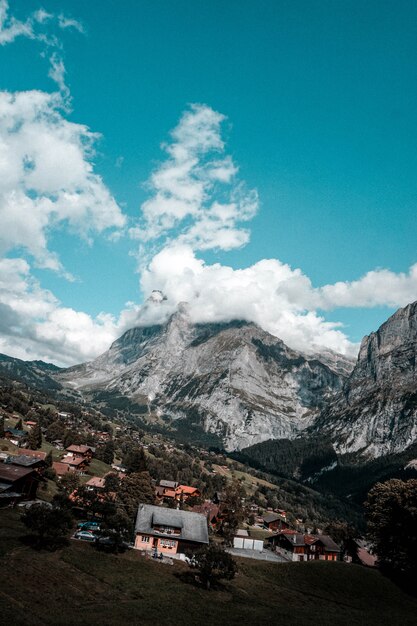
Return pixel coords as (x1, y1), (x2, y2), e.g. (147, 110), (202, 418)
(4, 428), (28, 446)
(60, 455), (88, 472)
(0, 464), (43, 505)
(155, 480), (201, 503)
(191, 501), (220, 528)
(268, 529), (340, 562)
(263, 512), (290, 532)
(65, 444), (94, 461)
(134, 503), (209, 559)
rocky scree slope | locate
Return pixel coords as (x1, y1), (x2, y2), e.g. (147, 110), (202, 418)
(56, 306), (350, 450)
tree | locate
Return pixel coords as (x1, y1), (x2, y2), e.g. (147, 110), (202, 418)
(44, 449), (53, 468)
(21, 503), (73, 548)
(96, 440), (115, 465)
(0, 415), (4, 438)
(190, 543), (237, 590)
(58, 472), (80, 496)
(365, 479), (417, 582)
(219, 479), (246, 542)
(45, 420), (65, 442)
(15, 418), (23, 430)
(118, 471), (154, 519)
(123, 446), (147, 473)
(27, 421), (42, 450)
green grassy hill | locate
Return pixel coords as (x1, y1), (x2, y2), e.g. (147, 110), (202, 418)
(1, 509), (416, 626)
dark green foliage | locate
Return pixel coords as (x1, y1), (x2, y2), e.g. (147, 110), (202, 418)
(27, 421), (42, 450)
(190, 543), (237, 590)
(365, 479), (417, 584)
(123, 446), (147, 473)
(234, 436), (337, 481)
(0, 415), (4, 438)
(117, 471), (154, 519)
(219, 479), (246, 542)
(21, 504), (73, 548)
(45, 449), (53, 468)
(96, 439), (115, 464)
(58, 472), (80, 495)
(15, 418), (23, 430)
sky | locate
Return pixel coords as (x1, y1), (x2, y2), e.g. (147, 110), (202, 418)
(0, 0), (417, 366)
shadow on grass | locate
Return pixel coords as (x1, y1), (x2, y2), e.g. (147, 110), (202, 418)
(19, 533), (69, 551)
(173, 569), (228, 592)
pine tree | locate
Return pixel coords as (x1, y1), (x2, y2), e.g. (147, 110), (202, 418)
(15, 418), (23, 430)
(45, 449), (53, 468)
(123, 446), (147, 473)
(0, 415), (4, 438)
(27, 421), (42, 450)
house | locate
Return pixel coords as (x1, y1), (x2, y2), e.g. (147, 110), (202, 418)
(52, 461), (72, 477)
(24, 420), (38, 428)
(344, 539), (377, 567)
(134, 503), (209, 558)
(5, 455), (46, 472)
(60, 455), (88, 472)
(4, 428), (28, 446)
(65, 444), (94, 461)
(263, 512), (290, 532)
(85, 476), (106, 491)
(15, 449), (47, 461)
(155, 480), (201, 503)
(268, 529), (340, 562)
(0, 464), (43, 505)
(233, 529), (264, 552)
(191, 501), (220, 528)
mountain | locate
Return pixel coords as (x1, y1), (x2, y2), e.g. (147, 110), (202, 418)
(0, 353), (63, 392)
(56, 305), (351, 450)
(312, 301), (417, 458)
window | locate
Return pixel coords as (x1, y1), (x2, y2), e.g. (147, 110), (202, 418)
(160, 539), (176, 548)
(141, 536), (150, 543)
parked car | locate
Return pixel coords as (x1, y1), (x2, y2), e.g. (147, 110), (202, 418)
(74, 530), (97, 542)
(95, 535), (131, 553)
(77, 521), (100, 531)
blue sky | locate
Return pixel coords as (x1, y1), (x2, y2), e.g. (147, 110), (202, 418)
(0, 0), (416, 364)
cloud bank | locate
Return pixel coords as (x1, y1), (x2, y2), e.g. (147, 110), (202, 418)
(0, 3), (416, 366)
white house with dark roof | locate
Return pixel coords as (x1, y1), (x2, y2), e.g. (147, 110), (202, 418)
(134, 503), (209, 558)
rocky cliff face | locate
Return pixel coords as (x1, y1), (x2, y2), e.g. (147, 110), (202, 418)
(57, 306), (349, 450)
(313, 301), (417, 457)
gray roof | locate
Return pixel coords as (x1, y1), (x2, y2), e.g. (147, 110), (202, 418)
(315, 535), (340, 552)
(263, 513), (285, 524)
(159, 480), (178, 489)
(6, 455), (43, 467)
(135, 504), (209, 545)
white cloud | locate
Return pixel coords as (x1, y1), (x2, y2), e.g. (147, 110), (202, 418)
(131, 104), (258, 257)
(0, 89), (126, 273)
(0, 258), (139, 366)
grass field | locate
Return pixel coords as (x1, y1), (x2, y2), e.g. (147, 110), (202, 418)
(0, 509), (416, 626)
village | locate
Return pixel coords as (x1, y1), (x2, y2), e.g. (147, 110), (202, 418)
(0, 399), (375, 568)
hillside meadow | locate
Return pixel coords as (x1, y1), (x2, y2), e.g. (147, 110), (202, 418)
(1, 509), (416, 625)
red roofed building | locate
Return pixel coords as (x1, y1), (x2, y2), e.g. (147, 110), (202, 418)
(65, 445), (94, 461)
(268, 529), (340, 562)
(53, 461), (73, 477)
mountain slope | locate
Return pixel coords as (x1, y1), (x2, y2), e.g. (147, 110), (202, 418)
(57, 306), (349, 450)
(312, 301), (417, 457)
(0, 353), (63, 392)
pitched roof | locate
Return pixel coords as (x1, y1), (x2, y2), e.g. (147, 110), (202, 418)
(5, 428), (27, 437)
(159, 480), (178, 489)
(6, 455), (44, 467)
(263, 512), (285, 524)
(178, 485), (199, 495)
(61, 455), (85, 466)
(135, 504), (209, 545)
(16, 449), (47, 460)
(66, 444), (94, 454)
(85, 476), (106, 489)
(314, 535), (341, 552)
(0, 464), (35, 483)
(52, 461), (72, 476)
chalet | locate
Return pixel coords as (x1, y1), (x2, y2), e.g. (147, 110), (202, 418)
(15, 449), (47, 461)
(155, 480), (200, 503)
(52, 461), (72, 477)
(263, 512), (290, 532)
(4, 428), (28, 446)
(85, 476), (106, 491)
(345, 539), (377, 567)
(0, 464), (43, 505)
(60, 455), (88, 472)
(191, 501), (220, 528)
(5, 455), (46, 472)
(65, 445), (94, 461)
(134, 503), (209, 559)
(268, 530), (340, 562)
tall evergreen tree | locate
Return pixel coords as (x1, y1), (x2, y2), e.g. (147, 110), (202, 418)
(123, 446), (147, 473)
(27, 421), (42, 450)
(0, 415), (4, 438)
(15, 418), (23, 430)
